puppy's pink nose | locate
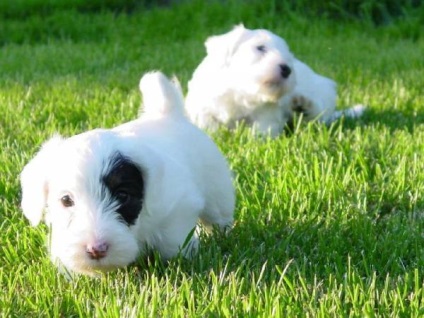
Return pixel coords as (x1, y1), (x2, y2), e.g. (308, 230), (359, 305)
(86, 242), (109, 260)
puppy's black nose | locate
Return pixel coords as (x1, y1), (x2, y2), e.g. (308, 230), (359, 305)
(86, 242), (109, 260)
(280, 64), (291, 79)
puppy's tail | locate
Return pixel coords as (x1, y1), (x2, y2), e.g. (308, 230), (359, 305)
(326, 104), (366, 123)
(139, 71), (185, 118)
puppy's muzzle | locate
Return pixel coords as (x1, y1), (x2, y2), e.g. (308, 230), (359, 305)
(86, 242), (109, 260)
(280, 64), (291, 79)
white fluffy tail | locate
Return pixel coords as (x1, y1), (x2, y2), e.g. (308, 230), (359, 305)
(327, 104), (366, 123)
(139, 71), (185, 117)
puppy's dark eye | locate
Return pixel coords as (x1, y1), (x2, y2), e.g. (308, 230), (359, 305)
(116, 191), (131, 204)
(61, 195), (74, 207)
(256, 45), (267, 53)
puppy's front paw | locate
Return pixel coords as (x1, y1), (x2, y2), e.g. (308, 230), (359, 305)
(291, 95), (313, 117)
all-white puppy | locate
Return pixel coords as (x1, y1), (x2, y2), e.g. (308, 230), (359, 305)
(20, 72), (235, 275)
(186, 25), (364, 136)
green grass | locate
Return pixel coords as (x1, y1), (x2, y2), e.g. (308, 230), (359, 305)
(1, 0), (424, 316)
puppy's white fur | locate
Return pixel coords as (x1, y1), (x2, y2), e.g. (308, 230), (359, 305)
(20, 72), (235, 275)
(186, 25), (364, 136)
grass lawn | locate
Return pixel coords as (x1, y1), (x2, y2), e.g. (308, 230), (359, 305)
(1, 0), (424, 316)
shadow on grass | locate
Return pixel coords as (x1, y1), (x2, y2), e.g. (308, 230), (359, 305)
(126, 201), (423, 286)
(330, 107), (424, 133)
(284, 107), (424, 138)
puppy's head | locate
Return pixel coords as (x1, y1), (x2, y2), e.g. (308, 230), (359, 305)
(205, 24), (296, 103)
(20, 131), (144, 275)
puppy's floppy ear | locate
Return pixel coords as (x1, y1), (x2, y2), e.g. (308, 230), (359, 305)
(20, 135), (63, 226)
(205, 24), (250, 66)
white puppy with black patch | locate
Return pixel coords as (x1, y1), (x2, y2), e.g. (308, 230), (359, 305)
(20, 72), (235, 275)
(186, 25), (364, 136)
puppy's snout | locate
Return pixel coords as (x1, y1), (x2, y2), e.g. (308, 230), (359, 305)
(86, 242), (109, 260)
(280, 64), (291, 79)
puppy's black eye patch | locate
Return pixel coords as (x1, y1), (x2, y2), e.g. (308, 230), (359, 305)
(102, 153), (144, 226)
(115, 190), (131, 204)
